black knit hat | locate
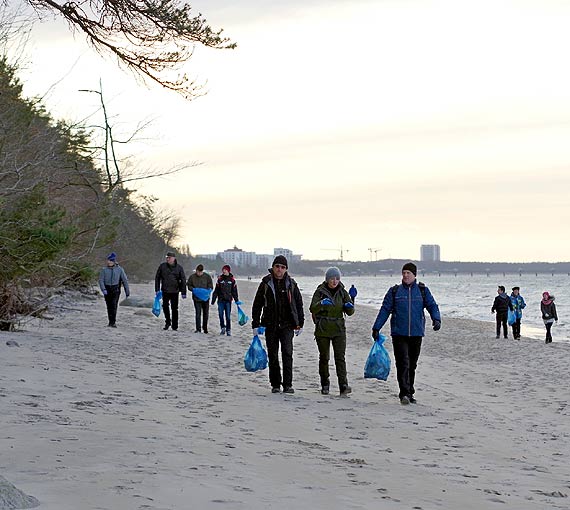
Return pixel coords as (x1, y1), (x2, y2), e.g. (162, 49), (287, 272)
(272, 255), (288, 268)
(402, 262), (417, 276)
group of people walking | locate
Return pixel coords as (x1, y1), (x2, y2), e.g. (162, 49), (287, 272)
(491, 285), (558, 343)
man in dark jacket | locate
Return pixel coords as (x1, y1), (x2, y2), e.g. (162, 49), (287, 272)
(187, 264), (213, 333)
(251, 255), (305, 394)
(211, 265), (239, 336)
(491, 285), (514, 339)
(98, 252), (130, 328)
(155, 251), (187, 331)
(372, 262), (441, 405)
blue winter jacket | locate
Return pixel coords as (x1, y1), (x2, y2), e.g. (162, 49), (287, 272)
(373, 281), (441, 337)
(510, 294), (526, 319)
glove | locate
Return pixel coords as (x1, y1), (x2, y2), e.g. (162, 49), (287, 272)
(235, 300), (243, 305)
(211, 300), (216, 305)
(257, 326), (265, 335)
(320, 298), (333, 306)
(344, 302), (354, 310)
(372, 329), (380, 341)
(103, 290), (108, 296)
(433, 319), (441, 331)
(294, 328), (302, 336)
(182, 294), (187, 299)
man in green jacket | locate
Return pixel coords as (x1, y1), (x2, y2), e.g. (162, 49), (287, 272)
(309, 267), (355, 396)
(187, 264), (213, 333)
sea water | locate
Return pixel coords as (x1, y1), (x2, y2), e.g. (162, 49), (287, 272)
(292, 274), (568, 343)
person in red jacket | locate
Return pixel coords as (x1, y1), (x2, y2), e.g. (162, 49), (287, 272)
(211, 265), (239, 336)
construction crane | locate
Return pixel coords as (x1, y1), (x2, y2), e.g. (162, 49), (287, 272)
(368, 248), (382, 261)
(321, 246), (350, 261)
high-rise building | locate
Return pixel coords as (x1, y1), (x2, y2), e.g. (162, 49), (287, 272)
(420, 244), (441, 262)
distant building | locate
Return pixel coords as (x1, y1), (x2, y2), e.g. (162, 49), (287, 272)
(274, 247), (293, 260)
(198, 246), (301, 269)
(420, 244), (441, 262)
(218, 246), (257, 267)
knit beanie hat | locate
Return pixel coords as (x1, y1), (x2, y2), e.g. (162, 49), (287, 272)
(325, 267), (341, 281)
(402, 262), (417, 276)
(107, 252), (117, 262)
(222, 264), (231, 273)
(272, 255), (288, 268)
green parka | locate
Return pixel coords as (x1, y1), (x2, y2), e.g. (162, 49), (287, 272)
(309, 281), (355, 337)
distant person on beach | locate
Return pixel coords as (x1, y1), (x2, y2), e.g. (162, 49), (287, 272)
(98, 252), (130, 328)
(541, 291), (558, 344)
(211, 265), (239, 336)
(491, 285), (514, 339)
(372, 262), (441, 405)
(309, 267), (355, 396)
(155, 251), (187, 331)
(251, 255), (304, 394)
(348, 284), (358, 302)
(509, 286), (526, 340)
(187, 264), (213, 334)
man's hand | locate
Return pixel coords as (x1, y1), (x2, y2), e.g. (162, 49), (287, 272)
(432, 319), (441, 331)
(320, 298), (333, 306)
(372, 329), (380, 341)
(294, 328), (302, 337)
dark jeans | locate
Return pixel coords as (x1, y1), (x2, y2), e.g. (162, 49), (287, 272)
(193, 300), (209, 331)
(266, 327), (294, 389)
(217, 301), (231, 331)
(392, 335), (422, 399)
(162, 292), (179, 329)
(315, 335), (347, 388)
(511, 318), (521, 339)
(496, 312), (508, 338)
(104, 285), (121, 325)
(545, 322), (553, 343)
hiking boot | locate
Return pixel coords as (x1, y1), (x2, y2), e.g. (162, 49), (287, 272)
(340, 385), (352, 396)
(164, 323), (171, 331)
(226, 330), (232, 336)
(109, 323), (117, 328)
(203, 328), (208, 334)
(321, 385), (330, 395)
(194, 329), (201, 333)
(271, 387), (281, 394)
(172, 327), (178, 331)
(220, 328), (226, 335)
(400, 395), (410, 405)
(283, 387), (295, 394)
(495, 336), (500, 339)
(409, 396), (417, 404)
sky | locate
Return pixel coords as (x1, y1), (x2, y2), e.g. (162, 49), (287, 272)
(8, 0), (570, 262)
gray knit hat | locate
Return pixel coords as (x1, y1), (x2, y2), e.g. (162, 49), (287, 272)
(325, 267), (341, 281)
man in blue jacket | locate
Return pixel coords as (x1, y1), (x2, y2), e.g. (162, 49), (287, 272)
(98, 252), (130, 328)
(372, 262), (441, 405)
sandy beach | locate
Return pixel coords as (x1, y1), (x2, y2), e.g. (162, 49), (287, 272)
(1, 280), (569, 510)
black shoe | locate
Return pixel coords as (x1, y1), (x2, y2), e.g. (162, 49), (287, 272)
(194, 329), (201, 333)
(109, 323), (117, 328)
(400, 395), (410, 405)
(495, 336), (500, 339)
(271, 387), (281, 394)
(283, 387), (295, 394)
(172, 328), (178, 331)
(321, 385), (330, 395)
(164, 323), (171, 330)
(203, 328), (208, 334)
(220, 328), (226, 335)
(409, 396), (417, 404)
(340, 385), (352, 396)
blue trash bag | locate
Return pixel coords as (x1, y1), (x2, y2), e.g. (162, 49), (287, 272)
(152, 291), (162, 317)
(364, 333), (391, 381)
(192, 288), (212, 302)
(507, 308), (516, 326)
(244, 335), (268, 372)
(237, 304), (249, 326)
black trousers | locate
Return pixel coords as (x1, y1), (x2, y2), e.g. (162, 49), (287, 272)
(496, 312), (508, 338)
(193, 300), (209, 331)
(315, 335), (347, 388)
(392, 335), (422, 399)
(162, 292), (179, 329)
(511, 318), (521, 339)
(545, 322), (553, 343)
(104, 286), (121, 325)
(266, 327), (294, 389)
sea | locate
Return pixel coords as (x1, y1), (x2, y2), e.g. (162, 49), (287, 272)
(289, 274), (568, 343)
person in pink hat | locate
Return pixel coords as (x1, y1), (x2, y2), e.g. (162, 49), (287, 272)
(211, 264), (239, 336)
(541, 291), (558, 344)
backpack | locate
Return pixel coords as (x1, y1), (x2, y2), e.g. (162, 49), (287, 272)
(391, 282), (427, 309)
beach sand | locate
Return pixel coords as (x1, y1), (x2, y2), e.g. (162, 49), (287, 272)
(1, 281), (569, 509)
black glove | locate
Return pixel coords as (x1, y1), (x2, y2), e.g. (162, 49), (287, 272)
(372, 329), (380, 341)
(432, 319), (441, 331)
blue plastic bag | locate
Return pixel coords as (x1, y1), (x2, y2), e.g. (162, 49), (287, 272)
(364, 334), (391, 381)
(237, 304), (249, 326)
(152, 291), (162, 317)
(244, 335), (268, 372)
(192, 288), (212, 302)
(507, 308), (516, 326)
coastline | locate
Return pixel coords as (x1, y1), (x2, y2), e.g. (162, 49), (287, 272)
(1, 281), (568, 509)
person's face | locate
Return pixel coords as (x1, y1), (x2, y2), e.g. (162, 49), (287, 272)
(166, 256), (175, 264)
(272, 264), (286, 279)
(402, 270), (415, 284)
(106, 260), (115, 267)
(513, 289), (519, 296)
(327, 277), (340, 289)
(196, 270), (203, 276)
(222, 268), (229, 276)
(497, 288), (502, 294)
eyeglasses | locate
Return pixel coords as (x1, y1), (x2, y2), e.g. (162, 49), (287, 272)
(274, 264), (287, 269)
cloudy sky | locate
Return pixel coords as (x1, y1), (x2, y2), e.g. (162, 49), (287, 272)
(14, 0), (570, 262)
